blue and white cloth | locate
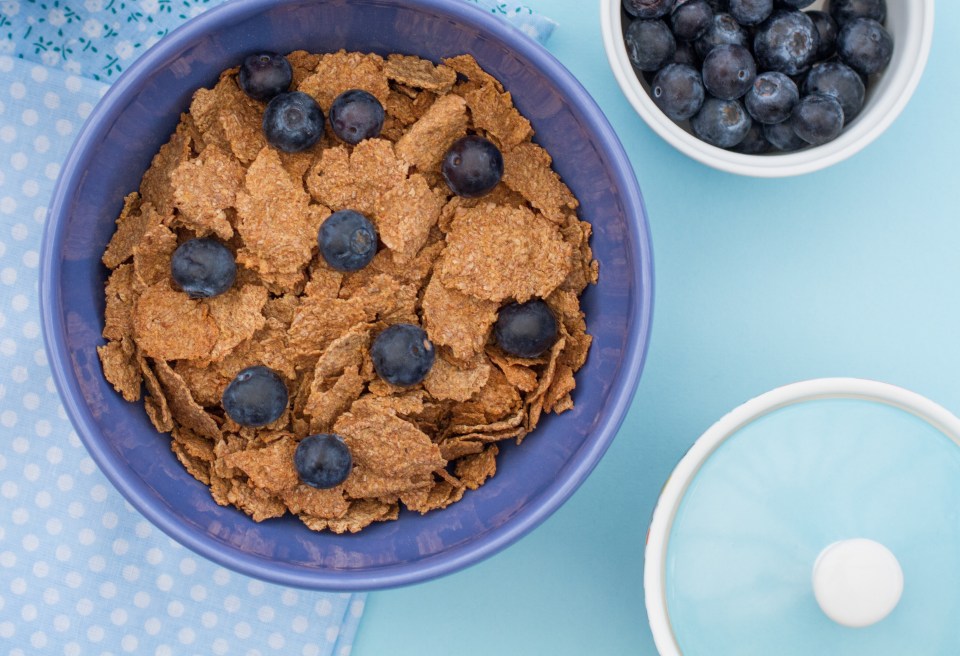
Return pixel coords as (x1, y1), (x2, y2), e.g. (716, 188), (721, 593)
(0, 1), (553, 654)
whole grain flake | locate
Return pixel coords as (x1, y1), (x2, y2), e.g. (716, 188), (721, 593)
(97, 51), (596, 533)
(437, 203), (572, 303)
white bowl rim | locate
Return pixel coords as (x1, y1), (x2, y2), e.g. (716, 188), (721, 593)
(643, 377), (960, 655)
(600, 0), (936, 177)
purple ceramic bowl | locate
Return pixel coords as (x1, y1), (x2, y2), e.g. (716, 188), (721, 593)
(39, 0), (653, 590)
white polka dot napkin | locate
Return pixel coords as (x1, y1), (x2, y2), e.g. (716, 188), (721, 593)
(0, 55), (366, 656)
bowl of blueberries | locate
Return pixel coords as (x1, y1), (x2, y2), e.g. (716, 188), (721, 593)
(600, 0), (935, 176)
(40, 0), (654, 589)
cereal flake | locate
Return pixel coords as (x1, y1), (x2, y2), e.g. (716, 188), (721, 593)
(421, 274), (499, 362)
(133, 283), (219, 361)
(171, 143), (246, 239)
(395, 94), (468, 172)
(299, 51), (390, 111)
(384, 54), (457, 94)
(503, 142), (579, 224)
(236, 148), (322, 292)
(373, 173), (444, 261)
(437, 203), (572, 303)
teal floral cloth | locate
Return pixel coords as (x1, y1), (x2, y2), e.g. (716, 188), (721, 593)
(0, 0), (555, 81)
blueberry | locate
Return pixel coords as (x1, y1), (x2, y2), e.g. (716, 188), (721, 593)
(625, 19), (677, 71)
(672, 40), (702, 67)
(494, 300), (558, 359)
(837, 17), (893, 76)
(777, 0), (815, 8)
(744, 71), (799, 124)
(754, 10), (820, 75)
(695, 13), (749, 59)
(803, 60), (865, 122)
(294, 434), (352, 489)
(691, 97), (752, 148)
(702, 44), (756, 100)
(807, 10), (839, 59)
(791, 93), (845, 145)
(262, 91), (324, 153)
(828, 0), (886, 26)
(222, 366), (288, 427)
(731, 121), (772, 153)
(318, 210), (378, 272)
(170, 238), (236, 299)
(329, 89), (385, 145)
(762, 119), (807, 151)
(238, 52), (292, 102)
(651, 64), (706, 121)
(670, 0), (714, 41)
(441, 135), (504, 198)
(371, 324), (435, 387)
(623, 0), (676, 19)
(728, 0), (773, 26)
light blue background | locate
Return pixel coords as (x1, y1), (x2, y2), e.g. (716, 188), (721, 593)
(354, 1), (960, 654)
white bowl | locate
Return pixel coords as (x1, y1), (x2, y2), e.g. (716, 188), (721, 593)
(600, 0), (935, 177)
(644, 378), (960, 655)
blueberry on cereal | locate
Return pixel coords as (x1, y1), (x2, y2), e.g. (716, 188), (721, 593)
(371, 324), (435, 387)
(239, 52), (293, 102)
(222, 366), (288, 427)
(263, 91), (325, 153)
(294, 434), (353, 489)
(441, 135), (504, 198)
(330, 89), (385, 145)
(494, 299), (558, 359)
(318, 210), (378, 272)
(170, 238), (236, 299)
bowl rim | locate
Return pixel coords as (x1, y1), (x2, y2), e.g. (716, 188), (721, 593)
(643, 377), (960, 654)
(39, 0), (655, 590)
(599, 0), (936, 178)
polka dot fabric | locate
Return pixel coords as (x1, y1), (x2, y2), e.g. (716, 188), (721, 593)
(0, 55), (367, 656)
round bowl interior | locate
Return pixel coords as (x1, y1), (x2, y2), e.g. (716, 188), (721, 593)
(600, 0), (935, 177)
(40, 0), (654, 590)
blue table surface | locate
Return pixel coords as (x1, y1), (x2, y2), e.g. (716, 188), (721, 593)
(354, 1), (960, 655)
